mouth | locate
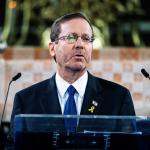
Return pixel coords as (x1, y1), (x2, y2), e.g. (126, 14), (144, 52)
(74, 54), (84, 58)
(72, 55), (85, 63)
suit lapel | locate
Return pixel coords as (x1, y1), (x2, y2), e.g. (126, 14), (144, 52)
(81, 73), (104, 115)
(38, 73), (104, 115)
(39, 74), (62, 114)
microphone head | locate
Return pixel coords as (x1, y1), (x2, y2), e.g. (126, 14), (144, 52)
(141, 68), (149, 78)
(12, 73), (22, 81)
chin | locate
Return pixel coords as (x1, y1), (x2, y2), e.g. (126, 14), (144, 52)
(66, 61), (86, 72)
(70, 65), (86, 72)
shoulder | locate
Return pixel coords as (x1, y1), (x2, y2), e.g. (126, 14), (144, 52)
(16, 74), (55, 96)
(88, 72), (129, 92)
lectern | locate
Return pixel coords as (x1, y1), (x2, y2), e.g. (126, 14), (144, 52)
(14, 115), (150, 150)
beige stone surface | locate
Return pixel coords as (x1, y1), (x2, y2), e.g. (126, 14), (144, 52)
(0, 47), (150, 121)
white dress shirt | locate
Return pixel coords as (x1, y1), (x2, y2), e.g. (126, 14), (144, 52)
(55, 71), (88, 115)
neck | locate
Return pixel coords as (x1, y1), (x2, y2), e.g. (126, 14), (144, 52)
(58, 69), (86, 84)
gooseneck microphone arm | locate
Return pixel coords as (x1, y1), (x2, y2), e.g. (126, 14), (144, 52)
(0, 73), (22, 127)
(0, 80), (12, 127)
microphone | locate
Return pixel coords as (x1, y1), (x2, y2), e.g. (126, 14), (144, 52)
(12, 72), (21, 81)
(141, 68), (150, 80)
(0, 73), (22, 127)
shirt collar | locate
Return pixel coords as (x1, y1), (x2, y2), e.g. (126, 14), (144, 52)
(55, 71), (88, 98)
(72, 72), (88, 98)
(55, 73), (69, 99)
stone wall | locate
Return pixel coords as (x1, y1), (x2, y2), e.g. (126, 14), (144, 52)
(0, 47), (150, 121)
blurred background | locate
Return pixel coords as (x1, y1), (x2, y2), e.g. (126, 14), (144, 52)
(0, 0), (150, 148)
(0, 0), (150, 47)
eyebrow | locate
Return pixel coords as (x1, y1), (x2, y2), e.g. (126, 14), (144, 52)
(68, 32), (92, 36)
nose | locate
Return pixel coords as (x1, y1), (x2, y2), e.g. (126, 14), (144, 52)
(74, 37), (84, 50)
(75, 36), (84, 47)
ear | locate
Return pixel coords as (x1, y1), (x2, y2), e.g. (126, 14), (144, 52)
(48, 42), (56, 57)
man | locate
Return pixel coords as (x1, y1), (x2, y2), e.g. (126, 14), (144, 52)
(9, 12), (135, 146)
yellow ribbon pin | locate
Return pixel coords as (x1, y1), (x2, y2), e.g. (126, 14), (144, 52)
(88, 106), (95, 113)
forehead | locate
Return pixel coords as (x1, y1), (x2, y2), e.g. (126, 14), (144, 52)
(60, 18), (92, 36)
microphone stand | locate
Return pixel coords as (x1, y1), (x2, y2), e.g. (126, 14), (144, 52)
(0, 80), (13, 149)
(0, 80), (12, 127)
(0, 72), (21, 149)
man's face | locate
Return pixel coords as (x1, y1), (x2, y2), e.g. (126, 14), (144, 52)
(49, 18), (93, 74)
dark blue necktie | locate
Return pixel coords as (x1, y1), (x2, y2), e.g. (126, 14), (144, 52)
(64, 85), (77, 132)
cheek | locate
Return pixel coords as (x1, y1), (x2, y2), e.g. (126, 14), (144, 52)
(56, 45), (73, 61)
(86, 48), (92, 59)
(55, 49), (70, 62)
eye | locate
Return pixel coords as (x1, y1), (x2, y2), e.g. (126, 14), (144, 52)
(67, 34), (77, 43)
(82, 35), (91, 42)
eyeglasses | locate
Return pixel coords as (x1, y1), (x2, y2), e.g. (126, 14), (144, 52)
(55, 33), (94, 44)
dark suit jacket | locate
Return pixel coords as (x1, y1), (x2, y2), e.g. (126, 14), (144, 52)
(9, 72), (135, 142)
(11, 72), (135, 116)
